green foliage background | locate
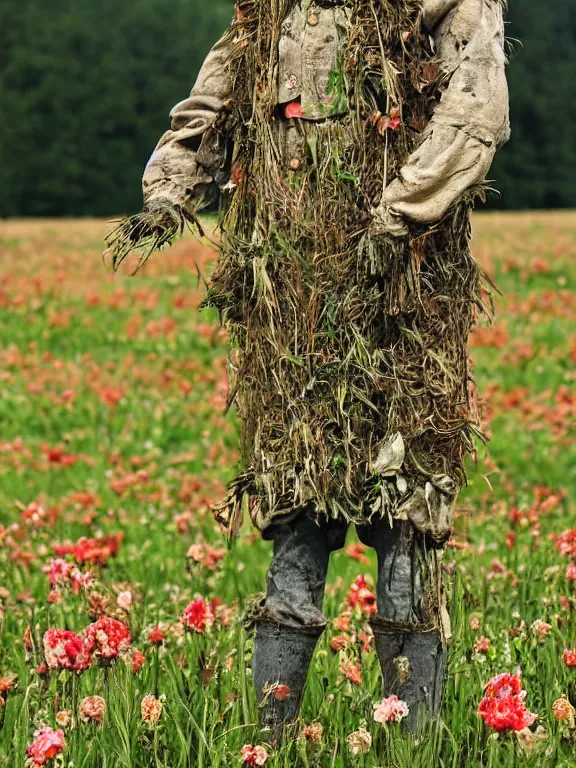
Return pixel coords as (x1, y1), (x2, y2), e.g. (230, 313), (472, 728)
(0, 0), (574, 217)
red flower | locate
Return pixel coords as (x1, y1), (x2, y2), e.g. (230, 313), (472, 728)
(334, 612), (352, 632)
(83, 617), (131, 663)
(43, 629), (91, 672)
(347, 575), (377, 616)
(485, 673), (523, 698)
(229, 163), (246, 186)
(41, 444), (78, 466)
(331, 633), (351, 652)
(556, 529), (576, 558)
(0, 673), (17, 696)
(478, 694), (537, 732)
(368, 107), (402, 135)
(182, 599), (214, 634)
(387, 107), (402, 131)
(20, 501), (48, 525)
(345, 543), (370, 565)
(563, 649), (576, 667)
(284, 100), (303, 119)
(24, 625), (33, 653)
(339, 659), (362, 685)
(131, 648), (146, 673)
(240, 744), (268, 766)
(53, 534), (122, 566)
(74, 535), (122, 565)
(272, 684), (291, 701)
(148, 626), (165, 645)
(26, 727), (65, 765)
(478, 673), (537, 732)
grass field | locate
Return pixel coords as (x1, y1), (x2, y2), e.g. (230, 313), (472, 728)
(0, 212), (575, 767)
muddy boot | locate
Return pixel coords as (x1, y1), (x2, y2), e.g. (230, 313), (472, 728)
(397, 630), (445, 732)
(372, 630), (404, 692)
(253, 620), (324, 744)
(373, 625), (445, 732)
(362, 518), (447, 734)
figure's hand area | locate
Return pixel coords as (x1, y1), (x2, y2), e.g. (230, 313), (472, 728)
(103, 199), (204, 273)
(369, 204), (408, 238)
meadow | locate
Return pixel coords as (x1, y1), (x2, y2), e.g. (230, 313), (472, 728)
(0, 212), (575, 767)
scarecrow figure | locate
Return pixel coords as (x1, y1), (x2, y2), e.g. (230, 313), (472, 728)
(107, 0), (509, 739)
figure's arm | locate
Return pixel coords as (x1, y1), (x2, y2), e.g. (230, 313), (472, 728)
(374, 0), (510, 234)
(142, 32), (234, 213)
(105, 28), (235, 269)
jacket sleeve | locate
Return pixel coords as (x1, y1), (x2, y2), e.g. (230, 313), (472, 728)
(142, 31), (234, 213)
(381, 0), (510, 224)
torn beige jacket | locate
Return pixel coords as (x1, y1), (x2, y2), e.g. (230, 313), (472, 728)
(142, 0), (509, 228)
(380, 0), (510, 223)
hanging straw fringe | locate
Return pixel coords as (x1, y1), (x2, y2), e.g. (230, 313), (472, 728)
(104, 204), (204, 273)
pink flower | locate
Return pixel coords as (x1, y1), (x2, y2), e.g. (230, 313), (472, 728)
(566, 563), (576, 581)
(141, 694), (163, 723)
(43, 629), (90, 672)
(80, 695), (106, 724)
(373, 695), (409, 724)
(556, 529), (576, 558)
(116, 591), (132, 610)
(69, 567), (94, 595)
(347, 726), (372, 754)
(474, 636), (491, 654)
(83, 617), (131, 663)
(46, 558), (73, 588)
(182, 599), (214, 634)
(26, 727), (65, 765)
(186, 543), (226, 570)
(301, 722), (323, 741)
(530, 619), (552, 643)
(240, 744), (269, 766)
(387, 108), (402, 131)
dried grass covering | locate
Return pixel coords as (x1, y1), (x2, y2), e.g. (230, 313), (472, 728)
(209, 0), (491, 532)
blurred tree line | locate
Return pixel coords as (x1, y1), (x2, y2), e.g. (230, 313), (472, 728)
(0, 0), (574, 217)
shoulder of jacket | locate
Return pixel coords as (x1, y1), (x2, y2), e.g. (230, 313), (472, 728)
(422, 0), (460, 31)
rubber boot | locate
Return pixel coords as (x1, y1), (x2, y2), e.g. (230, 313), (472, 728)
(397, 630), (445, 733)
(372, 631), (404, 692)
(253, 620), (323, 744)
(373, 627), (445, 733)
